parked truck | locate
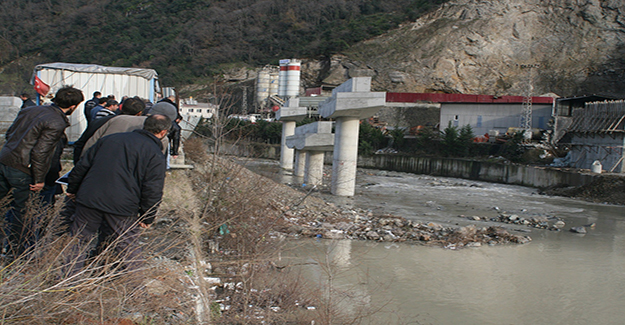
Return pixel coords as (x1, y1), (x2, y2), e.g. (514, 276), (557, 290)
(31, 63), (160, 142)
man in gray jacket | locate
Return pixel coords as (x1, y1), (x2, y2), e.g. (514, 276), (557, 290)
(0, 86), (83, 256)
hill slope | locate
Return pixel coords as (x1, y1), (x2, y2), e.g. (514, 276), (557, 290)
(0, 0), (444, 94)
(2, 0), (624, 99)
(324, 0), (625, 98)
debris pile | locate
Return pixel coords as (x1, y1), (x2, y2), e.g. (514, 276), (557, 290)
(276, 206), (531, 249)
(463, 214), (567, 231)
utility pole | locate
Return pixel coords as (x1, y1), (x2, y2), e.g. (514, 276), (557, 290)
(242, 86), (247, 115)
(519, 64), (539, 133)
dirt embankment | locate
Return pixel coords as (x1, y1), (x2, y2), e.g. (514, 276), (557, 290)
(542, 174), (625, 206)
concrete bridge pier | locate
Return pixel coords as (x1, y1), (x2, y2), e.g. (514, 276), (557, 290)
(305, 150), (325, 186)
(319, 77), (386, 196)
(331, 117), (360, 195)
(279, 121), (296, 169)
(286, 121), (334, 187)
(276, 98), (307, 170)
(294, 150), (307, 177)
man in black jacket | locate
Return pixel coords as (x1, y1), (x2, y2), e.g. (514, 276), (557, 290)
(65, 114), (170, 275)
(83, 91), (101, 121)
(19, 93), (36, 109)
(0, 86), (83, 256)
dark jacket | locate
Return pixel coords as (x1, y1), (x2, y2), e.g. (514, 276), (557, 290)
(67, 129), (166, 224)
(89, 105), (105, 122)
(84, 97), (99, 120)
(45, 134), (67, 189)
(169, 121), (181, 156)
(21, 98), (36, 109)
(0, 104), (70, 183)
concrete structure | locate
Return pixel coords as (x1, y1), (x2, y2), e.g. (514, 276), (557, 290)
(319, 77), (386, 196)
(286, 121), (334, 186)
(223, 141), (602, 190)
(0, 97), (21, 132)
(358, 155), (600, 189)
(276, 98), (307, 169)
(294, 151), (306, 177)
(563, 100), (625, 173)
(386, 93), (555, 136)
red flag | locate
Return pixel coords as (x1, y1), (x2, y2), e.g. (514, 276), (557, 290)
(34, 76), (50, 97)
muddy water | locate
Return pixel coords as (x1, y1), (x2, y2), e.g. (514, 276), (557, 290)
(241, 159), (625, 324)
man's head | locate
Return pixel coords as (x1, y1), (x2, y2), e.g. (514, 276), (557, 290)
(98, 97), (108, 105)
(93, 91), (101, 99)
(120, 97), (145, 116)
(143, 114), (172, 139)
(52, 86), (84, 114)
(20, 93), (31, 101)
(149, 102), (177, 121)
(105, 99), (119, 111)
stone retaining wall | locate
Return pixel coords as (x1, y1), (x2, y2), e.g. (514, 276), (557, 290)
(220, 142), (600, 188)
(358, 155), (599, 188)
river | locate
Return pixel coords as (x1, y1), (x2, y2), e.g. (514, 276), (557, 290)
(241, 158), (625, 324)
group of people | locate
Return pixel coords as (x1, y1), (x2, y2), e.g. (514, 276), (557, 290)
(1, 86), (179, 276)
(82, 91), (183, 158)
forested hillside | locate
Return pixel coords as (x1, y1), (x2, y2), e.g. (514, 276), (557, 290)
(0, 0), (444, 94)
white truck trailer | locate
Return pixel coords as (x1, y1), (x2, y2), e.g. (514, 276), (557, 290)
(31, 63), (159, 142)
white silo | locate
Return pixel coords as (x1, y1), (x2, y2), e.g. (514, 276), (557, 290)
(285, 59), (301, 98)
(278, 59), (290, 97)
(269, 71), (279, 97)
(256, 69), (271, 105)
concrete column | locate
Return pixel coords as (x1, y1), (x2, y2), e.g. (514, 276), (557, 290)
(331, 117), (360, 196)
(305, 151), (325, 186)
(280, 121), (296, 169)
(294, 150), (306, 177)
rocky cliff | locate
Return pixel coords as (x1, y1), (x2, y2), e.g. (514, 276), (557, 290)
(306, 0), (625, 98)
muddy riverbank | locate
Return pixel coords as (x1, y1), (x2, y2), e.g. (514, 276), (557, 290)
(542, 173), (625, 205)
(239, 158), (625, 324)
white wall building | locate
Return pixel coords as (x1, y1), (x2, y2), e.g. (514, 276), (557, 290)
(386, 93), (555, 136)
(179, 98), (218, 119)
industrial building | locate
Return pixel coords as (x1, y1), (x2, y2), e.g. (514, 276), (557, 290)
(385, 93), (555, 136)
(562, 100), (625, 173)
(551, 95), (614, 144)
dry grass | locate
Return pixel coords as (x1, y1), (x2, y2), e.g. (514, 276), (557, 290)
(0, 136), (364, 324)
(0, 195), (196, 324)
(169, 138), (330, 324)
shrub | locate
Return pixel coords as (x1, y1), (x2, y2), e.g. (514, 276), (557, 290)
(358, 121), (387, 155)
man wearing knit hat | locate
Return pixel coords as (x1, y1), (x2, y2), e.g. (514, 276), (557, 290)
(149, 101), (177, 121)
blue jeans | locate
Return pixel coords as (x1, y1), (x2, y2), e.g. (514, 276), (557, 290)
(0, 163), (36, 256)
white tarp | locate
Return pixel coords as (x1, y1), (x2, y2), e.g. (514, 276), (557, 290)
(32, 63), (160, 142)
(33, 63), (158, 81)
